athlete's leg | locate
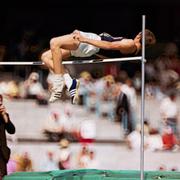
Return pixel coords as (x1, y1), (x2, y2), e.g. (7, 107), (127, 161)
(41, 48), (71, 73)
(41, 35), (80, 104)
(49, 34), (81, 104)
(49, 33), (79, 74)
(41, 48), (72, 103)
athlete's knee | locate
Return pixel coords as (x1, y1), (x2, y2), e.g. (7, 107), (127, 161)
(41, 51), (48, 62)
(50, 38), (60, 50)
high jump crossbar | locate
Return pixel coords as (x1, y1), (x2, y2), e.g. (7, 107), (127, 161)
(0, 56), (142, 65)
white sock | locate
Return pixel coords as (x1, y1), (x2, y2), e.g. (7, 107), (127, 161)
(63, 73), (73, 90)
(52, 74), (64, 85)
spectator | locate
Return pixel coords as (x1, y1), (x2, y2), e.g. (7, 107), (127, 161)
(146, 128), (163, 152)
(160, 91), (179, 136)
(78, 71), (94, 106)
(58, 139), (71, 170)
(21, 72), (47, 100)
(11, 154), (22, 172)
(92, 75), (116, 120)
(7, 81), (20, 99)
(121, 78), (137, 132)
(0, 81), (9, 96)
(126, 123), (149, 151)
(18, 152), (33, 172)
(77, 145), (90, 168)
(79, 119), (96, 144)
(43, 111), (65, 142)
(0, 94), (16, 179)
(39, 150), (58, 171)
(86, 150), (99, 169)
(115, 83), (130, 135)
(7, 154), (18, 175)
(161, 126), (177, 151)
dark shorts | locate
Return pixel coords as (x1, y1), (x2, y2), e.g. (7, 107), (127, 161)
(99, 32), (123, 42)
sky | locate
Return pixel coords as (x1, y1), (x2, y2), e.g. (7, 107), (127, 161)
(1, 0), (180, 44)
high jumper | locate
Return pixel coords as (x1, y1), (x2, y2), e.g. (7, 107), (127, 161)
(41, 29), (156, 104)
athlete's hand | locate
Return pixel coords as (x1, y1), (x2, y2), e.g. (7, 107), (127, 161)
(73, 34), (85, 42)
(72, 30), (83, 41)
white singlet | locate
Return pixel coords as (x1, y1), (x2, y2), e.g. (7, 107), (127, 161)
(71, 31), (101, 57)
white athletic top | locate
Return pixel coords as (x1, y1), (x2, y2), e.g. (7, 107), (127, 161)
(71, 31), (101, 57)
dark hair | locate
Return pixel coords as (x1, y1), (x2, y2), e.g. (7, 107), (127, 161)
(140, 29), (156, 47)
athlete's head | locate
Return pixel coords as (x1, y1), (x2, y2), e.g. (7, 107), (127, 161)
(134, 29), (156, 47)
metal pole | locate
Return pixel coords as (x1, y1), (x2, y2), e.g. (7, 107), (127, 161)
(0, 56), (142, 66)
(140, 15), (146, 180)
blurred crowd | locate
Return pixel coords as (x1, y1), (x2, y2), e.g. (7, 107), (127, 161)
(7, 139), (99, 175)
(6, 137), (180, 175)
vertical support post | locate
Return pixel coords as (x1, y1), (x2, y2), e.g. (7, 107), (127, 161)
(140, 15), (146, 180)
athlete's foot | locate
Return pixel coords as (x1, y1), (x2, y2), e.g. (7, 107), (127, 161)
(49, 79), (64, 103)
(49, 89), (62, 103)
(69, 79), (80, 105)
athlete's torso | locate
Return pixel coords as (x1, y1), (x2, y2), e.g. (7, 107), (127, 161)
(98, 32), (138, 57)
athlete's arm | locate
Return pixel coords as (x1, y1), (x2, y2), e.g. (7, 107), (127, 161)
(74, 34), (136, 54)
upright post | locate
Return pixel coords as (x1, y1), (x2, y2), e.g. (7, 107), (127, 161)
(140, 15), (146, 180)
